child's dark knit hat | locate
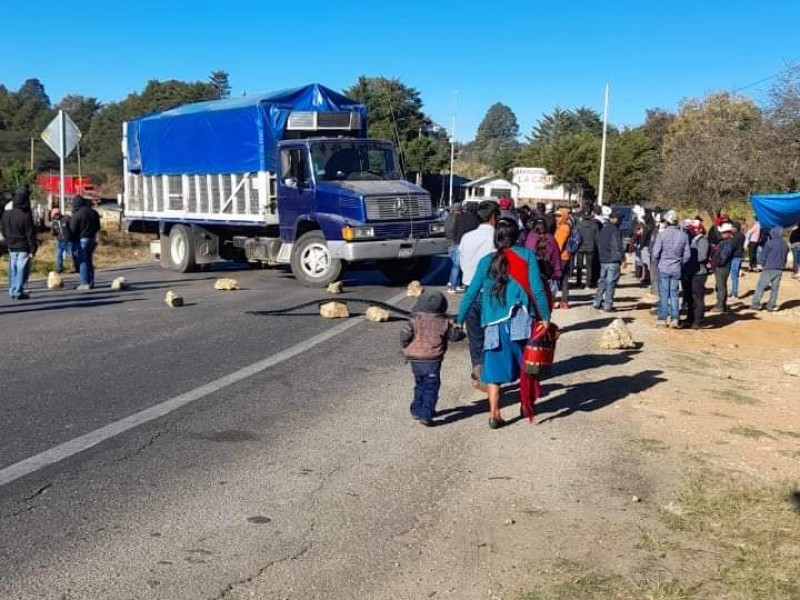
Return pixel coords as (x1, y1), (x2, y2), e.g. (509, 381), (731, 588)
(413, 290), (448, 314)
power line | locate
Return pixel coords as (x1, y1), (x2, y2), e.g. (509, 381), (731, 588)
(732, 58), (800, 93)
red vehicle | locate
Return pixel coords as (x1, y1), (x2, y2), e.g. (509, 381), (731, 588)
(36, 174), (100, 201)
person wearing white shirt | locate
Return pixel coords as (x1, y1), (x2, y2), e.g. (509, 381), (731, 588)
(458, 200), (500, 389)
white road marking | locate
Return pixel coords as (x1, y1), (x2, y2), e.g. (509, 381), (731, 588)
(0, 290), (410, 488)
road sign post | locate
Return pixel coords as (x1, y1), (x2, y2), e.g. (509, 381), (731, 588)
(41, 110), (81, 212)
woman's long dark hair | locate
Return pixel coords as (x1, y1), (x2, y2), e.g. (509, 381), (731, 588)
(489, 218), (520, 304)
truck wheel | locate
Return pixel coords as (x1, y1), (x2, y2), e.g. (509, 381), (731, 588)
(378, 257), (432, 286)
(291, 230), (342, 286)
(169, 225), (197, 273)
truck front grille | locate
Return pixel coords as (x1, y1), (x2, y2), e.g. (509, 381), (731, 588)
(365, 196), (432, 221)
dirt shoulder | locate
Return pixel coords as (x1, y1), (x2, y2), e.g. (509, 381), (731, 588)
(370, 270), (800, 599)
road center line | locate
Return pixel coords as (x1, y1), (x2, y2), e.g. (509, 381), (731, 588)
(0, 291), (408, 488)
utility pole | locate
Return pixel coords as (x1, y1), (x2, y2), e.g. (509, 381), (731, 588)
(449, 90), (458, 206)
(598, 83), (610, 207)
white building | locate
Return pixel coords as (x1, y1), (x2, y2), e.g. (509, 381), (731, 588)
(511, 167), (575, 206)
(462, 176), (519, 202)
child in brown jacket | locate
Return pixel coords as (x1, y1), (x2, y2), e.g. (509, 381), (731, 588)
(400, 291), (451, 426)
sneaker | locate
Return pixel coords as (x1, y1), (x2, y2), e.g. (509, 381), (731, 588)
(446, 286), (457, 294)
(455, 286), (466, 293)
(656, 320), (667, 327)
(17, 292), (30, 300)
(670, 320), (682, 329)
(76, 284), (91, 291)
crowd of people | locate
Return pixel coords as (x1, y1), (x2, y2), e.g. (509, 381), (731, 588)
(0, 186), (101, 299)
(404, 197), (798, 429)
(631, 209), (795, 328)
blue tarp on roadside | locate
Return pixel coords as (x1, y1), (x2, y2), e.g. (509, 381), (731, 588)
(126, 84), (367, 176)
(751, 193), (800, 228)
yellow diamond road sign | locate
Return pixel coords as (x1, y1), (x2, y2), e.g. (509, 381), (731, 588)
(41, 112), (81, 159)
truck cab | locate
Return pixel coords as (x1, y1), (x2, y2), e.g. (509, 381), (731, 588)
(275, 138), (445, 284)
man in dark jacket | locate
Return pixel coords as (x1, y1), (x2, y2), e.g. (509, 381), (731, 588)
(751, 226), (789, 312)
(682, 220), (710, 329)
(711, 223), (737, 312)
(574, 210), (600, 288)
(0, 187), (38, 299)
(593, 212), (624, 312)
(70, 195), (101, 290)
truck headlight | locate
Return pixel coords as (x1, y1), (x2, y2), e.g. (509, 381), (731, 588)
(342, 226), (375, 241)
(429, 222), (446, 236)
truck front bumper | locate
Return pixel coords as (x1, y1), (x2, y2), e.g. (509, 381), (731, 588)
(328, 237), (448, 262)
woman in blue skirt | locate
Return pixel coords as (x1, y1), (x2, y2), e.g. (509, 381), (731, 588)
(455, 219), (552, 429)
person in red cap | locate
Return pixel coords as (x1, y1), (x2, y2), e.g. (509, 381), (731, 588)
(498, 196), (520, 226)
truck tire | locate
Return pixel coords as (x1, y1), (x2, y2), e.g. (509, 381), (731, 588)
(169, 225), (197, 273)
(290, 230), (342, 286)
(378, 257), (432, 286)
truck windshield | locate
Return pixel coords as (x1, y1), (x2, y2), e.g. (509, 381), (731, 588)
(310, 141), (401, 182)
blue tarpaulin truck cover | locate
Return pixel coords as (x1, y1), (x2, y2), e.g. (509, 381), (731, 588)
(126, 83), (367, 176)
(751, 193), (800, 229)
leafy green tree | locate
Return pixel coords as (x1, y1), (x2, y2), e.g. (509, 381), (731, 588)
(604, 129), (658, 204)
(57, 95), (102, 135)
(344, 76), (447, 174)
(465, 103), (521, 175)
(18, 78), (50, 106)
(208, 70), (231, 99)
(0, 160), (37, 198)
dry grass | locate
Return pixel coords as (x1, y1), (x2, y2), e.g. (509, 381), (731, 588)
(521, 474), (800, 600)
(0, 230), (151, 282)
(662, 474), (800, 599)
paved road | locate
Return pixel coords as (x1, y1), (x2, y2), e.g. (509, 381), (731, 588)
(0, 261), (437, 470)
(0, 259), (651, 599)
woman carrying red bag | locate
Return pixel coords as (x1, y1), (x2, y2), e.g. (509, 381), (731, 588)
(455, 219), (553, 429)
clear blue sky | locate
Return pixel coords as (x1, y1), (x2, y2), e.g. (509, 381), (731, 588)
(5, 0), (799, 141)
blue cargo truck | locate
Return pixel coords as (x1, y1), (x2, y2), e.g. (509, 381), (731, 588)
(122, 84), (447, 285)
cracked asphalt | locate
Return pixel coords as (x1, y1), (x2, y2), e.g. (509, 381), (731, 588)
(0, 258), (656, 599)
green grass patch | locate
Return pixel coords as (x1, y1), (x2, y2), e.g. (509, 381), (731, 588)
(519, 573), (696, 600)
(662, 474), (800, 599)
(630, 437), (669, 454)
(711, 411), (734, 419)
(728, 426), (776, 440)
(711, 389), (760, 406)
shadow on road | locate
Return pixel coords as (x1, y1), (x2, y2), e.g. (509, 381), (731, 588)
(0, 297), (145, 315)
(536, 369), (666, 424)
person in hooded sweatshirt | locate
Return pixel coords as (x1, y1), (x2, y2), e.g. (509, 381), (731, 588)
(70, 195), (101, 290)
(0, 186), (38, 300)
(751, 226), (789, 312)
